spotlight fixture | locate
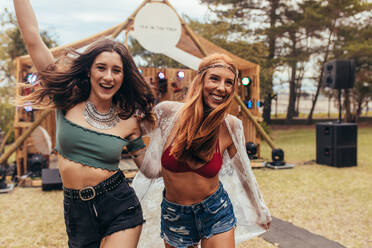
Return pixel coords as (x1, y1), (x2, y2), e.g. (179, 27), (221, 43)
(158, 72), (165, 80)
(246, 142), (258, 160)
(176, 71), (185, 79)
(241, 77), (252, 86)
(24, 102), (33, 112)
(138, 68), (143, 74)
(244, 99), (253, 109)
(25, 73), (38, 85)
(271, 148), (285, 166)
(158, 72), (167, 94)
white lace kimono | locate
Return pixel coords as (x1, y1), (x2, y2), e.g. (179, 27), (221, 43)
(133, 101), (271, 247)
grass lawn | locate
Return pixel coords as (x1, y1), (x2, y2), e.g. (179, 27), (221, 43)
(0, 124), (371, 248)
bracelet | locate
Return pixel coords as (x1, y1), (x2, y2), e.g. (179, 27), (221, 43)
(129, 149), (146, 159)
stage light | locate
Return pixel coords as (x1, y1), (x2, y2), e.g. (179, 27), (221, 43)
(271, 148), (285, 166)
(158, 72), (167, 94)
(256, 99), (262, 108)
(138, 68), (143, 74)
(246, 142), (258, 160)
(25, 73), (38, 85)
(24, 106), (33, 112)
(244, 99), (253, 109)
(158, 72), (165, 80)
(241, 77), (252, 86)
(176, 71), (185, 79)
(24, 102), (33, 112)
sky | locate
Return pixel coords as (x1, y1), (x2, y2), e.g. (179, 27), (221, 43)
(0, 0), (209, 45)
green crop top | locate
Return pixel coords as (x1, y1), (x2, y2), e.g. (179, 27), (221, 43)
(55, 109), (145, 171)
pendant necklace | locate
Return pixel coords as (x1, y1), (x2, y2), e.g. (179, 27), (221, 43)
(83, 101), (119, 130)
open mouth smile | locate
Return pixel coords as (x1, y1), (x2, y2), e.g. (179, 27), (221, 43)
(99, 83), (114, 90)
(211, 94), (226, 102)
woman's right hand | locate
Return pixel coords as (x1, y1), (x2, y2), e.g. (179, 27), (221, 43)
(13, 0), (54, 72)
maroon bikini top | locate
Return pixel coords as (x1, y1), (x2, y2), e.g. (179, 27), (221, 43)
(161, 140), (223, 178)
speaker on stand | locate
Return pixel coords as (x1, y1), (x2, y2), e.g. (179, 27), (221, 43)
(316, 59), (357, 167)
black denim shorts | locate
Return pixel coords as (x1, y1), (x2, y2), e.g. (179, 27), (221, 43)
(63, 170), (144, 248)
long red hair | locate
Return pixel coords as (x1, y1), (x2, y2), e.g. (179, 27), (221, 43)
(170, 54), (238, 167)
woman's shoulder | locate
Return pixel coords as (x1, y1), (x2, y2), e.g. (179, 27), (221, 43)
(154, 101), (183, 117)
(224, 114), (242, 129)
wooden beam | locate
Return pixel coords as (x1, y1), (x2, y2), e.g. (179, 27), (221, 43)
(234, 94), (277, 150)
(0, 126), (14, 154)
(111, 18), (133, 39)
(0, 109), (53, 165)
(163, 0), (208, 57)
(111, 0), (152, 38)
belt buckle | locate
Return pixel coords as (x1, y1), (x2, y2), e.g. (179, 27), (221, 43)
(79, 186), (96, 201)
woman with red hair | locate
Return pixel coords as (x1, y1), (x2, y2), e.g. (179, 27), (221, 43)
(134, 54), (271, 248)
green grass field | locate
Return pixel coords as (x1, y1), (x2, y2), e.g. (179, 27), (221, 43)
(0, 125), (371, 248)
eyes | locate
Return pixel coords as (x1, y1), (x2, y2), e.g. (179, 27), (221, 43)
(208, 74), (234, 87)
(96, 64), (122, 74)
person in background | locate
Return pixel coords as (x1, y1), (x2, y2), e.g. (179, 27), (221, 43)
(133, 53), (271, 248)
(14, 1), (155, 247)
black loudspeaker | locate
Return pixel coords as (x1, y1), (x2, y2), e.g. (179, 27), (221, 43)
(41, 168), (62, 191)
(316, 122), (357, 167)
(322, 59), (355, 89)
(27, 154), (47, 177)
(158, 78), (168, 94)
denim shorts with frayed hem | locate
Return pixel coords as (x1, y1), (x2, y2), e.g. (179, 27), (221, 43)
(160, 182), (236, 248)
(63, 170), (144, 248)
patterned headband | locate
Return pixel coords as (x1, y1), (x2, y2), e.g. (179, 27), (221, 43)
(198, 64), (238, 78)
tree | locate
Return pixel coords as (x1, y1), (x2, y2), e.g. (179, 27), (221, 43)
(335, 24), (372, 121)
(199, 0), (283, 124)
(0, 8), (58, 83)
(0, 8), (58, 144)
(306, 0), (371, 123)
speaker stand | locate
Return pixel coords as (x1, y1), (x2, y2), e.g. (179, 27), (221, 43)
(337, 88), (342, 123)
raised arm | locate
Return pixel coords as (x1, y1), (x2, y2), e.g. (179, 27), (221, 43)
(13, 0), (54, 72)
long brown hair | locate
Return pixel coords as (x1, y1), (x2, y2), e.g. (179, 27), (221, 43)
(20, 38), (155, 124)
(170, 54), (238, 167)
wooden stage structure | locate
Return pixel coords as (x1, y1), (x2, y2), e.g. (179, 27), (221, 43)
(11, 0), (263, 176)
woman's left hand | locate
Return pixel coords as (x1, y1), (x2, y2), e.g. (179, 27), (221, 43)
(260, 221), (271, 231)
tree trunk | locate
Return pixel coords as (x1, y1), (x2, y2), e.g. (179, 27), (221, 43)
(286, 62), (298, 122)
(307, 27), (335, 124)
(343, 89), (354, 122)
(263, 93), (273, 124)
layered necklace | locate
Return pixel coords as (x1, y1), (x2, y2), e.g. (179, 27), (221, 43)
(83, 101), (119, 130)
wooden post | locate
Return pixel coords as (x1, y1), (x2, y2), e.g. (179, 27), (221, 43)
(0, 126), (14, 154)
(0, 109), (53, 166)
(234, 94), (277, 150)
(163, 0), (208, 57)
(111, 0), (152, 38)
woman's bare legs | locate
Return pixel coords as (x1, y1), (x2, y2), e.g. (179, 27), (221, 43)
(164, 241), (198, 248)
(100, 225), (142, 248)
(200, 228), (235, 248)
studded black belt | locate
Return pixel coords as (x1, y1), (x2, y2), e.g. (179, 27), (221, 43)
(63, 170), (125, 201)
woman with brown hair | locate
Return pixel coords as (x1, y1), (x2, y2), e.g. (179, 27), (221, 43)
(14, 1), (155, 247)
(133, 54), (271, 248)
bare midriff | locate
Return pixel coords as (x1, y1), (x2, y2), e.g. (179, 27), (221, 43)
(162, 168), (220, 205)
(58, 154), (116, 189)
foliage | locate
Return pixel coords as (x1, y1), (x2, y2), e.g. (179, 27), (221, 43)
(0, 8), (58, 83)
(0, 8), (58, 142)
(199, 0), (372, 123)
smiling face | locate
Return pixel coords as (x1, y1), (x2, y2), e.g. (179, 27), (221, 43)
(202, 64), (235, 109)
(88, 51), (124, 107)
